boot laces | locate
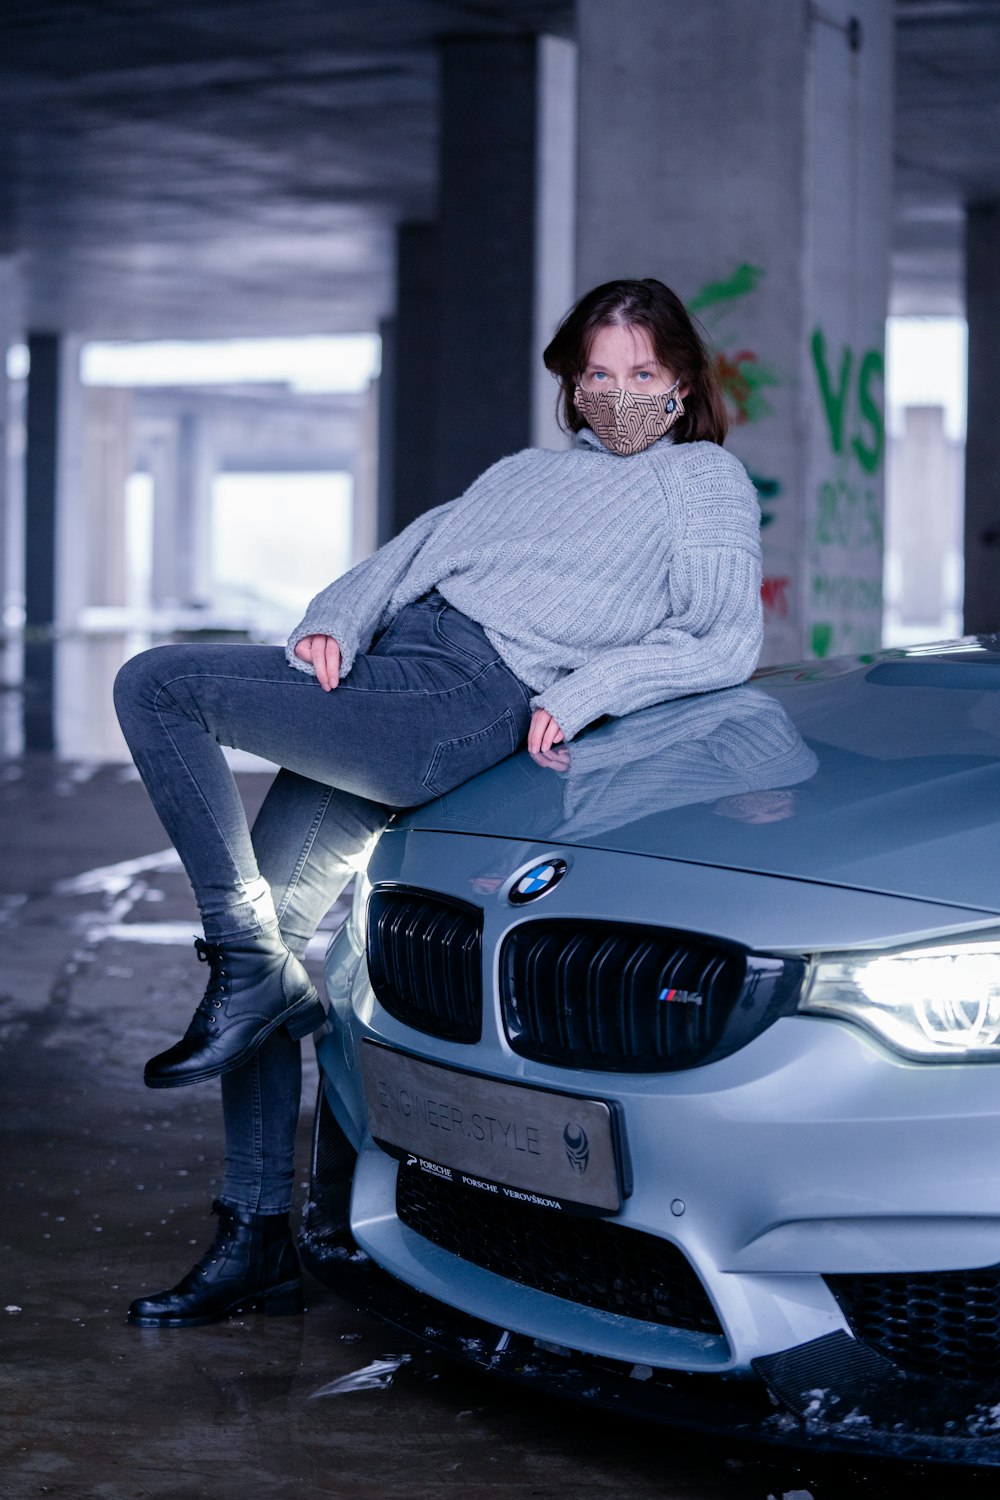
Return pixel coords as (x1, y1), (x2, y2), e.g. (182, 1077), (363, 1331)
(194, 938), (228, 1024)
(193, 1201), (238, 1273)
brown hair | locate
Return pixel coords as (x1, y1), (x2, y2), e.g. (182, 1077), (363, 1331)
(543, 278), (729, 446)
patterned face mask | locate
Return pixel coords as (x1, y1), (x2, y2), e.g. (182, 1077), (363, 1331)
(574, 380), (684, 456)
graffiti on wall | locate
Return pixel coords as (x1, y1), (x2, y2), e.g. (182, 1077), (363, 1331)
(760, 575), (792, 618)
(808, 328), (885, 657)
(689, 264), (781, 435)
(688, 264), (789, 632)
(686, 273), (886, 657)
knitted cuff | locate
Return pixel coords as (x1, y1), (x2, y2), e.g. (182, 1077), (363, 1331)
(285, 618), (356, 678)
(530, 677), (605, 743)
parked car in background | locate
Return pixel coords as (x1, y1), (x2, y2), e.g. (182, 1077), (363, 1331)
(301, 638), (1000, 1467)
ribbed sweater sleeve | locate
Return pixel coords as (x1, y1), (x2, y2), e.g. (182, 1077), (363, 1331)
(282, 435), (763, 740)
(533, 540), (763, 739)
(285, 497), (458, 676)
(532, 445), (763, 739)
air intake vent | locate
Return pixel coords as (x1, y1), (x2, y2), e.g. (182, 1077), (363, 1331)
(396, 1160), (724, 1337)
(366, 888), (483, 1043)
(500, 919), (802, 1071)
(828, 1268), (1000, 1382)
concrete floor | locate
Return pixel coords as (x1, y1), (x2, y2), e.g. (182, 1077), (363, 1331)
(0, 755), (992, 1499)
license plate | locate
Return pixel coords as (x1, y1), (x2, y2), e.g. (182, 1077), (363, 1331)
(362, 1042), (622, 1213)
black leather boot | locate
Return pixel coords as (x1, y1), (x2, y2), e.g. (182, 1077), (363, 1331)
(144, 933), (326, 1089)
(127, 1200), (304, 1328)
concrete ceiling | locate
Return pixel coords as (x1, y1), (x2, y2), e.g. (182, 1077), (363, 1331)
(894, 0), (1000, 313)
(0, 0), (995, 338)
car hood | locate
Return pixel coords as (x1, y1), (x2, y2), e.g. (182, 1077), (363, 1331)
(393, 644), (1000, 914)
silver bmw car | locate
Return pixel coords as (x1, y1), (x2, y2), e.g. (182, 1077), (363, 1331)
(301, 639), (1000, 1467)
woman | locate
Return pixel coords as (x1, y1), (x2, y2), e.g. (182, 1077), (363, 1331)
(114, 276), (763, 1327)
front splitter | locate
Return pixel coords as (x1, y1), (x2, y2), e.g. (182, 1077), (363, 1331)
(299, 1224), (1000, 1469)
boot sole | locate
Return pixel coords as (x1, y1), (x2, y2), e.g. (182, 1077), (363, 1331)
(127, 1278), (304, 1328)
(144, 988), (326, 1089)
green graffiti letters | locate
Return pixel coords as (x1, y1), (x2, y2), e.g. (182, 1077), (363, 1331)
(688, 263), (765, 315)
(810, 623), (834, 659)
(853, 349), (885, 474)
(811, 574), (883, 613)
(810, 330), (852, 455)
(749, 472), (782, 529)
(810, 613), (880, 658)
(810, 327), (885, 473)
(814, 477), (882, 550)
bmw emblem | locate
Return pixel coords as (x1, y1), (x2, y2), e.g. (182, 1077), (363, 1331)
(509, 858), (568, 905)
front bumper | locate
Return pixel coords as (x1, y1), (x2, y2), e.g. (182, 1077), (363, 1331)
(308, 829), (1000, 1462)
(301, 1086), (1000, 1466)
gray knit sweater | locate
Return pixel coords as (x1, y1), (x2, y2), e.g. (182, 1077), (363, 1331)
(286, 429), (763, 742)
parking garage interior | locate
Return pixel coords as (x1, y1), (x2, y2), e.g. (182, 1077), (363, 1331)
(3, 2), (1000, 1496)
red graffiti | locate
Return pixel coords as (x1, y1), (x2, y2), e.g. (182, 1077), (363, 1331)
(761, 576), (791, 618)
(714, 349), (759, 425)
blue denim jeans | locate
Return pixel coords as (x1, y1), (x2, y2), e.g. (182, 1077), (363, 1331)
(114, 593), (533, 1212)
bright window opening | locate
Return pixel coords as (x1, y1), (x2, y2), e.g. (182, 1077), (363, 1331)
(210, 472), (353, 632)
(80, 335), (380, 393)
(883, 316), (967, 648)
(124, 472), (154, 611)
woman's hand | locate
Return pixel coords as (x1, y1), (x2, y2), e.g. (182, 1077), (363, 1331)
(528, 708), (565, 756)
(530, 743), (571, 773)
(294, 634), (342, 692)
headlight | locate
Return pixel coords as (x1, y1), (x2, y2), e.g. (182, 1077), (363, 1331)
(800, 935), (1000, 1060)
(347, 870), (372, 948)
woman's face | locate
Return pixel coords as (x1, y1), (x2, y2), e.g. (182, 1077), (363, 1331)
(578, 321), (680, 396)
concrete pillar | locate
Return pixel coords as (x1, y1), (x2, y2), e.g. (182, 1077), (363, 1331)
(54, 382), (133, 760)
(355, 376), (380, 567)
(51, 338), (90, 757)
(131, 404), (216, 616)
(145, 418), (181, 610)
(379, 39), (574, 536)
(0, 257), (24, 732)
(376, 316), (397, 549)
(531, 35), (577, 454)
(379, 223), (439, 542)
(84, 387), (132, 609)
(0, 264), (13, 627)
(576, 0), (893, 664)
(23, 333), (61, 750)
(426, 35), (574, 510)
(963, 201), (1000, 635)
(176, 409), (218, 608)
(433, 38), (537, 502)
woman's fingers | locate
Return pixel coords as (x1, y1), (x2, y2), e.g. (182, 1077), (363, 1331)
(317, 636), (341, 691)
(528, 708), (565, 755)
(325, 637), (342, 691)
(294, 634), (341, 691)
(530, 744), (570, 772)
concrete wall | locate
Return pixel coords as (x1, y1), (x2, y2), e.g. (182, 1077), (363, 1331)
(575, 0), (893, 664)
(803, 1), (893, 663)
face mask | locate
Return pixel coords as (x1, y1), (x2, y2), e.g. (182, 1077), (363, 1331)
(574, 380), (684, 456)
